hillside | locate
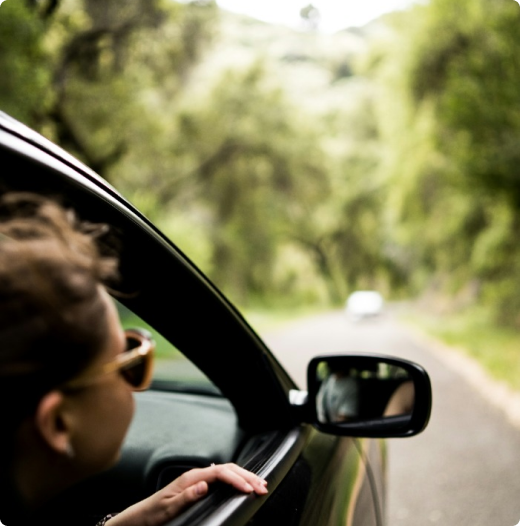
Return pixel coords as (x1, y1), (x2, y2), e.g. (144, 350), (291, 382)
(188, 9), (392, 116)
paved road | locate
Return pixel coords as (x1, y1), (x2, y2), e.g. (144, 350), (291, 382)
(262, 310), (520, 526)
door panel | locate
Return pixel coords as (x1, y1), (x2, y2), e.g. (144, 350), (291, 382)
(243, 430), (380, 526)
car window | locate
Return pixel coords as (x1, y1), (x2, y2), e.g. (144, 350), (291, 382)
(115, 299), (221, 396)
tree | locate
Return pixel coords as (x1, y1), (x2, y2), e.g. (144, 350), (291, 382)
(0, 0), (218, 181)
(145, 62), (331, 305)
(0, 2), (50, 126)
(300, 4), (320, 31)
(373, 0), (520, 324)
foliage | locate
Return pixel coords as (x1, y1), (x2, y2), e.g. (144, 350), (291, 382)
(149, 62), (332, 304)
(0, 1), (50, 124)
(373, 0), (520, 326)
(4, 0), (520, 322)
(299, 4), (320, 31)
(0, 0), (218, 178)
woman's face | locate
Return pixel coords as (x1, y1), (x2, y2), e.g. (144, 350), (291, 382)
(66, 288), (135, 476)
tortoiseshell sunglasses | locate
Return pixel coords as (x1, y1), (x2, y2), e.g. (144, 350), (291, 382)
(63, 328), (155, 392)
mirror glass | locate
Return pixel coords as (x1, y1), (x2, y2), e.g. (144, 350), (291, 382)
(314, 359), (415, 425)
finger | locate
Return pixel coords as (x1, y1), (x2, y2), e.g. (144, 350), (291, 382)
(176, 464), (268, 495)
(161, 481), (209, 521)
(209, 464), (268, 495)
(220, 464), (269, 494)
(186, 481), (209, 501)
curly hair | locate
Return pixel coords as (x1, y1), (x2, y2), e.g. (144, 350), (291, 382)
(0, 192), (120, 426)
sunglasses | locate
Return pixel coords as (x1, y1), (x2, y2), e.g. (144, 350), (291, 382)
(63, 328), (155, 392)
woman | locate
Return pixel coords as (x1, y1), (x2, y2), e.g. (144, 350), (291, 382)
(0, 192), (267, 526)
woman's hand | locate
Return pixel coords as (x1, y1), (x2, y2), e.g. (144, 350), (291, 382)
(106, 463), (268, 526)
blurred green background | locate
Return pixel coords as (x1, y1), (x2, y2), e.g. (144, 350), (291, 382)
(2, 0), (520, 386)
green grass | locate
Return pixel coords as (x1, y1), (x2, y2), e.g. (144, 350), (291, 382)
(398, 306), (520, 391)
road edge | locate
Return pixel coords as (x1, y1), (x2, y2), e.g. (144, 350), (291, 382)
(400, 320), (520, 430)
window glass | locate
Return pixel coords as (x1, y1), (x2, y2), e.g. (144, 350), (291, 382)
(115, 300), (221, 395)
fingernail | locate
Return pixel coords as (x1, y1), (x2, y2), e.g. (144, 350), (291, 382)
(196, 482), (207, 496)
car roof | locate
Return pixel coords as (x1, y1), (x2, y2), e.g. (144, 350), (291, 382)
(0, 111), (297, 432)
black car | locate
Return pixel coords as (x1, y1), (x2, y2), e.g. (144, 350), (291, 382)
(0, 111), (432, 526)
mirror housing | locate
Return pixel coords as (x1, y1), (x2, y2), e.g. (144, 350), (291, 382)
(304, 354), (432, 438)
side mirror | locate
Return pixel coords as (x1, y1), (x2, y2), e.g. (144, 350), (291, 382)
(306, 354), (432, 438)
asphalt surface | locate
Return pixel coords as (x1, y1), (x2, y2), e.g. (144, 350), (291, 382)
(262, 309), (520, 526)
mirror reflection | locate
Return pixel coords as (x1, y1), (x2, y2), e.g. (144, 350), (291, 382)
(315, 359), (415, 425)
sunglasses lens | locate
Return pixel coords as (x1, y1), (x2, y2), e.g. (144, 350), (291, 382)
(126, 334), (142, 352)
(121, 358), (146, 389)
(122, 334), (150, 389)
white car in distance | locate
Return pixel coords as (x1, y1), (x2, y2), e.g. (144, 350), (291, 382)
(345, 290), (384, 321)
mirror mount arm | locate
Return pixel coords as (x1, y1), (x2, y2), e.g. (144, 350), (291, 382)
(289, 389), (312, 424)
